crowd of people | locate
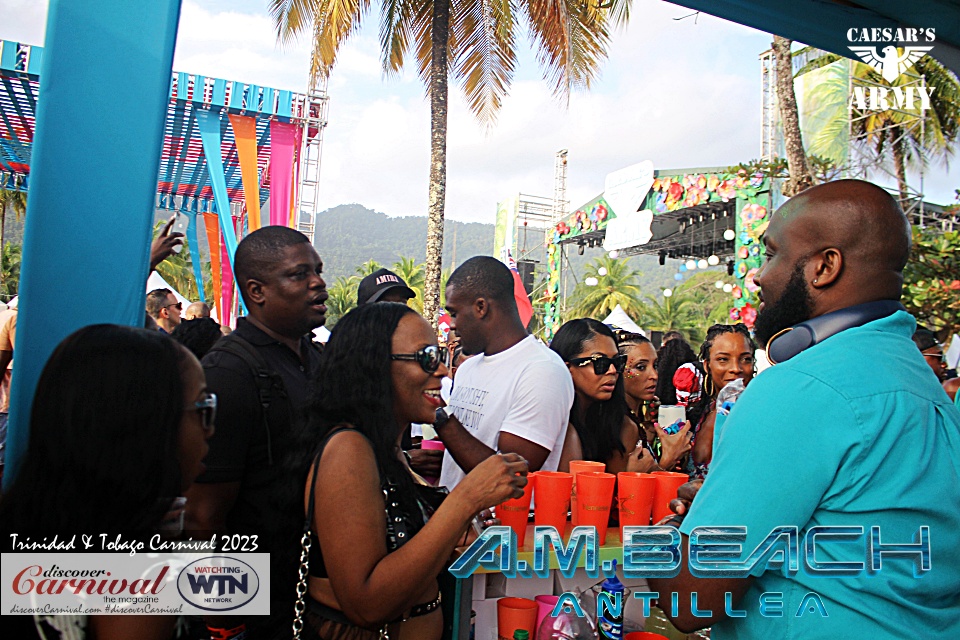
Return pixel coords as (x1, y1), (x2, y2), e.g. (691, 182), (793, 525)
(1, 179), (959, 640)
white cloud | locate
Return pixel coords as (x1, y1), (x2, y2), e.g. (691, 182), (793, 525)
(2, 0), (957, 227)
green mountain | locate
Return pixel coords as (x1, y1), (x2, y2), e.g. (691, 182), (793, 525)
(313, 203), (694, 299)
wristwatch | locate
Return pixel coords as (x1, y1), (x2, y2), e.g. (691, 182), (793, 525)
(434, 407), (452, 430)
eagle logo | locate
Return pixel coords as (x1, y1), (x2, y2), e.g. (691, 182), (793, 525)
(848, 45), (933, 83)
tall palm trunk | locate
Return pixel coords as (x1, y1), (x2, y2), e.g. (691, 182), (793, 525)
(423, 0), (450, 327)
(772, 36), (815, 196)
(889, 125), (909, 206)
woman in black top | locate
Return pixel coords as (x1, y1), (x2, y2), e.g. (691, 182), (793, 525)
(0, 324), (214, 640)
(302, 303), (526, 640)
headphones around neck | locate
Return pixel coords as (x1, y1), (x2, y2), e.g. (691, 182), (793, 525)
(765, 300), (905, 365)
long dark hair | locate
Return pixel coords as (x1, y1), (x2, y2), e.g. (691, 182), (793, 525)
(309, 302), (421, 519)
(550, 319), (629, 464)
(0, 324), (187, 533)
(688, 323), (756, 427)
(655, 337), (701, 405)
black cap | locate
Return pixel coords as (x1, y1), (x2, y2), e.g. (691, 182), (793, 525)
(357, 268), (416, 306)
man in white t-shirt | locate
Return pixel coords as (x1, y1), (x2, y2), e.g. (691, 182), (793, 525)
(435, 256), (574, 489)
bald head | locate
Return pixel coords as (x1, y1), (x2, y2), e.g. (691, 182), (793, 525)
(184, 301), (211, 320)
(774, 180), (908, 299)
(754, 180), (911, 342)
(781, 179), (909, 273)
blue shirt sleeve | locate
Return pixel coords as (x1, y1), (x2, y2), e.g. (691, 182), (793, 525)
(680, 365), (861, 568)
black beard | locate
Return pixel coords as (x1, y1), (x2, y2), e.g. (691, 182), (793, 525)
(754, 263), (815, 345)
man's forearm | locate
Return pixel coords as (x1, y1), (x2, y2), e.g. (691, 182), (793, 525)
(435, 415), (496, 474)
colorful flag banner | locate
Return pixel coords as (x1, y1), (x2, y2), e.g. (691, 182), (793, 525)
(196, 109), (239, 264)
(269, 121), (298, 227)
(504, 251), (534, 328)
(202, 213), (222, 322)
(229, 114), (262, 231)
(184, 210), (204, 302)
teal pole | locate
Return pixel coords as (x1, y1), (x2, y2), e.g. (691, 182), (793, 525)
(5, 0), (183, 481)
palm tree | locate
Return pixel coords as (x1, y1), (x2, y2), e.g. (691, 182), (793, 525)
(270, 0), (629, 326)
(325, 275), (360, 326)
(151, 220), (212, 301)
(0, 187), (27, 292)
(641, 272), (732, 344)
(796, 49), (960, 204)
(392, 256), (425, 313)
(568, 255), (644, 320)
(356, 259), (384, 278)
(0, 242), (22, 300)
(772, 36), (815, 196)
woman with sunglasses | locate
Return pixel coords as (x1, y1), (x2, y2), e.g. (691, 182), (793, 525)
(0, 324), (214, 640)
(301, 303), (527, 640)
(551, 318), (645, 474)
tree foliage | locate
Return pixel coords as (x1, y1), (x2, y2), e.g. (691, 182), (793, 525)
(641, 271), (734, 345)
(903, 225), (960, 336)
(567, 255), (645, 320)
(151, 221), (212, 302)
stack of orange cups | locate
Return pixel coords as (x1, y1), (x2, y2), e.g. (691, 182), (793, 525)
(532, 471), (573, 535)
(617, 472), (657, 539)
(496, 470), (534, 547)
(651, 471), (689, 523)
(575, 471), (616, 545)
(568, 460), (605, 526)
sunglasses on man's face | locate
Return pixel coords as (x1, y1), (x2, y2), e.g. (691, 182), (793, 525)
(568, 353), (628, 375)
(391, 345), (450, 373)
(165, 302), (183, 311)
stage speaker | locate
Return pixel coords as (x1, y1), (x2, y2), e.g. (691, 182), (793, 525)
(517, 260), (537, 295)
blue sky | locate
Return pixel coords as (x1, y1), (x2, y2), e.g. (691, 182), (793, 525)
(2, 0), (956, 224)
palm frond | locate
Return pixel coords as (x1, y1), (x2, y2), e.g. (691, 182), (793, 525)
(269, 0), (318, 41)
(380, 0), (421, 76)
(450, 0), (518, 126)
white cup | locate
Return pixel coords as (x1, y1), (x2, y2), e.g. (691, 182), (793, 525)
(658, 405), (686, 434)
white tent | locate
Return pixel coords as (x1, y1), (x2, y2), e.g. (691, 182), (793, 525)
(146, 271), (190, 308)
(603, 304), (644, 336)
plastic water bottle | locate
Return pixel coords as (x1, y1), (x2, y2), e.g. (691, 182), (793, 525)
(596, 571), (625, 639)
(715, 378), (746, 440)
(716, 378), (745, 416)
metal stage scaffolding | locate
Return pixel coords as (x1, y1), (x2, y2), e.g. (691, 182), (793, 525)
(0, 39), (328, 244)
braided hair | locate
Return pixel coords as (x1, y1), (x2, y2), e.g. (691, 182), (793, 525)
(688, 324), (756, 427)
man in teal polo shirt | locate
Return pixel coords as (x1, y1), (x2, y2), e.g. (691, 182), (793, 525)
(649, 180), (960, 639)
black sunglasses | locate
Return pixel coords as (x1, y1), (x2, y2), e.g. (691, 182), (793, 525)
(391, 345), (450, 373)
(568, 353), (628, 375)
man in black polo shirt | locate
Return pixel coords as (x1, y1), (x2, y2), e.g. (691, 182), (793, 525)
(185, 226), (327, 639)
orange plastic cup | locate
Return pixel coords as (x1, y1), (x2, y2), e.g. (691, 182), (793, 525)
(575, 471), (616, 545)
(569, 460), (605, 525)
(651, 471), (689, 523)
(496, 470), (534, 547)
(497, 596), (538, 640)
(533, 471), (573, 534)
(617, 472), (657, 537)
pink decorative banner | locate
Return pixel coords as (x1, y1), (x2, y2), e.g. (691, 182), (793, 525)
(269, 121), (298, 227)
(221, 241), (234, 327)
